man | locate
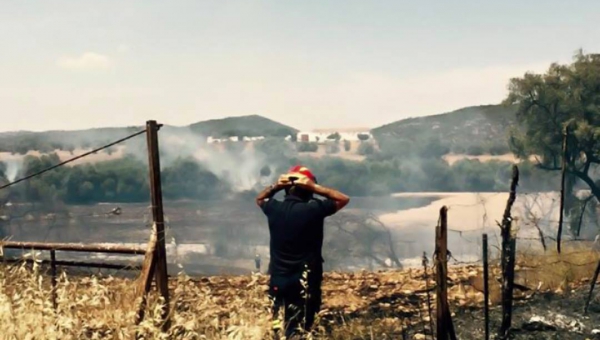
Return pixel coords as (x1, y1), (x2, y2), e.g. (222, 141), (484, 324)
(256, 165), (350, 338)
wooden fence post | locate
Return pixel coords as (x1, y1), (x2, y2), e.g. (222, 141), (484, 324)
(134, 225), (158, 326)
(50, 249), (57, 311)
(422, 251), (434, 339)
(145, 120), (170, 330)
(435, 206), (457, 340)
(482, 234), (489, 340)
(499, 165), (519, 339)
(557, 125), (569, 253)
(584, 260), (600, 314)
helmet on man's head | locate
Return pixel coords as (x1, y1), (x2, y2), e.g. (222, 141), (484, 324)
(285, 165), (316, 200)
(288, 165), (318, 184)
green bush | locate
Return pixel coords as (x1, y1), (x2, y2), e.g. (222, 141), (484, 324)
(357, 143), (375, 155)
(325, 143), (340, 154)
(466, 145), (485, 156)
(297, 142), (319, 152)
(343, 140), (351, 152)
(488, 144), (511, 155)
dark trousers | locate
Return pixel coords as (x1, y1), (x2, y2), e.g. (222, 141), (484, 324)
(269, 265), (323, 338)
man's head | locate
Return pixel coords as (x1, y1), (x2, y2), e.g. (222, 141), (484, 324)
(285, 165), (317, 201)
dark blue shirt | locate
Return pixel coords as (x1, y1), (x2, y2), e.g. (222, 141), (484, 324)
(261, 195), (337, 276)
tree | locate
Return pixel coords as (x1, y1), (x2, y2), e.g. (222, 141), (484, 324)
(357, 133), (370, 141)
(260, 165), (271, 177)
(357, 142), (375, 155)
(505, 51), (600, 232)
(343, 140), (351, 152)
(325, 143), (340, 154)
(324, 212), (402, 271)
(327, 132), (341, 142)
(297, 142), (319, 152)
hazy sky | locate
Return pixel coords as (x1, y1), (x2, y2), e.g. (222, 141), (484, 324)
(1, 1), (599, 132)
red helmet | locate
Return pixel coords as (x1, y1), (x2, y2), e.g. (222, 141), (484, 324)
(288, 165), (317, 183)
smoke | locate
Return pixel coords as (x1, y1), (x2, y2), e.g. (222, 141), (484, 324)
(158, 127), (271, 192)
(4, 158), (22, 182)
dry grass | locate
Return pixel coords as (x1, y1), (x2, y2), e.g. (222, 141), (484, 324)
(516, 243), (600, 292)
(1, 250), (599, 340)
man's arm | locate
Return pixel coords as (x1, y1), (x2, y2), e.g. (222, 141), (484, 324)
(255, 184), (282, 208)
(312, 184), (350, 212)
(255, 175), (291, 207)
(293, 177), (350, 212)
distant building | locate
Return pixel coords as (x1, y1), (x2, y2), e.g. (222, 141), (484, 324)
(296, 131), (372, 143)
(207, 135), (264, 144)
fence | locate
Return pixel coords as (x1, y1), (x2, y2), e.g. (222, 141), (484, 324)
(0, 120), (170, 329)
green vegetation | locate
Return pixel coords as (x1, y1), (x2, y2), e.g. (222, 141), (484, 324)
(292, 156), (556, 196)
(505, 51), (600, 234)
(2, 154), (228, 204)
(343, 140), (351, 152)
(325, 143), (340, 154)
(327, 132), (341, 141)
(188, 115), (297, 138)
(372, 104), (516, 155)
(297, 142), (319, 152)
(357, 142), (375, 155)
(4, 67), (589, 204)
(0, 115), (296, 155)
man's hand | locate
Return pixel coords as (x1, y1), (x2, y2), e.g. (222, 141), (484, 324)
(276, 174), (293, 189)
(289, 174), (316, 190)
(256, 176), (292, 208)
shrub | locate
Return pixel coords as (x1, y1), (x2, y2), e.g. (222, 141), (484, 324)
(326, 143), (340, 154)
(297, 142), (319, 152)
(357, 133), (370, 141)
(488, 144), (511, 155)
(357, 143), (375, 155)
(466, 144), (485, 156)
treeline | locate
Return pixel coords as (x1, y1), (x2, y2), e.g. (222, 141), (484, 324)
(0, 140), (558, 205)
(0, 154), (226, 204)
(290, 157), (556, 196)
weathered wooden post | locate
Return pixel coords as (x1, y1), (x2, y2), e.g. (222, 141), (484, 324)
(499, 165), (519, 339)
(584, 260), (600, 314)
(557, 125), (569, 253)
(134, 120), (170, 331)
(435, 206), (457, 340)
(482, 234), (489, 340)
(50, 249), (58, 311)
(146, 120), (170, 328)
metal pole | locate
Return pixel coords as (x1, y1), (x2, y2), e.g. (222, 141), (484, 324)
(145, 120), (170, 330)
(483, 234), (489, 340)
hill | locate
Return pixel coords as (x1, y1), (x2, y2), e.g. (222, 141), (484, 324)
(372, 104), (517, 155)
(188, 114), (297, 138)
(0, 115), (297, 155)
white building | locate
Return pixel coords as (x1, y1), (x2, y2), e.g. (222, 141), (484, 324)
(296, 131), (372, 143)
(207, 135), (265, 144)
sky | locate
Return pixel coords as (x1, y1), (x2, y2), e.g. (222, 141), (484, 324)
(1, 1), (599, 132)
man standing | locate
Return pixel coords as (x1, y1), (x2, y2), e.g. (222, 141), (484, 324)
(256, 165), (350, 338)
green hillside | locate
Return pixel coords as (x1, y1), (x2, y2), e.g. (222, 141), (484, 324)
(188, 114), (297, 138)
(372, 104), (517, 155)
(0, 115), (297, 154)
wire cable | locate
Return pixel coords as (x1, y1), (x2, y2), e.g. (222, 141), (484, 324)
(0, 129), (147, 191)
